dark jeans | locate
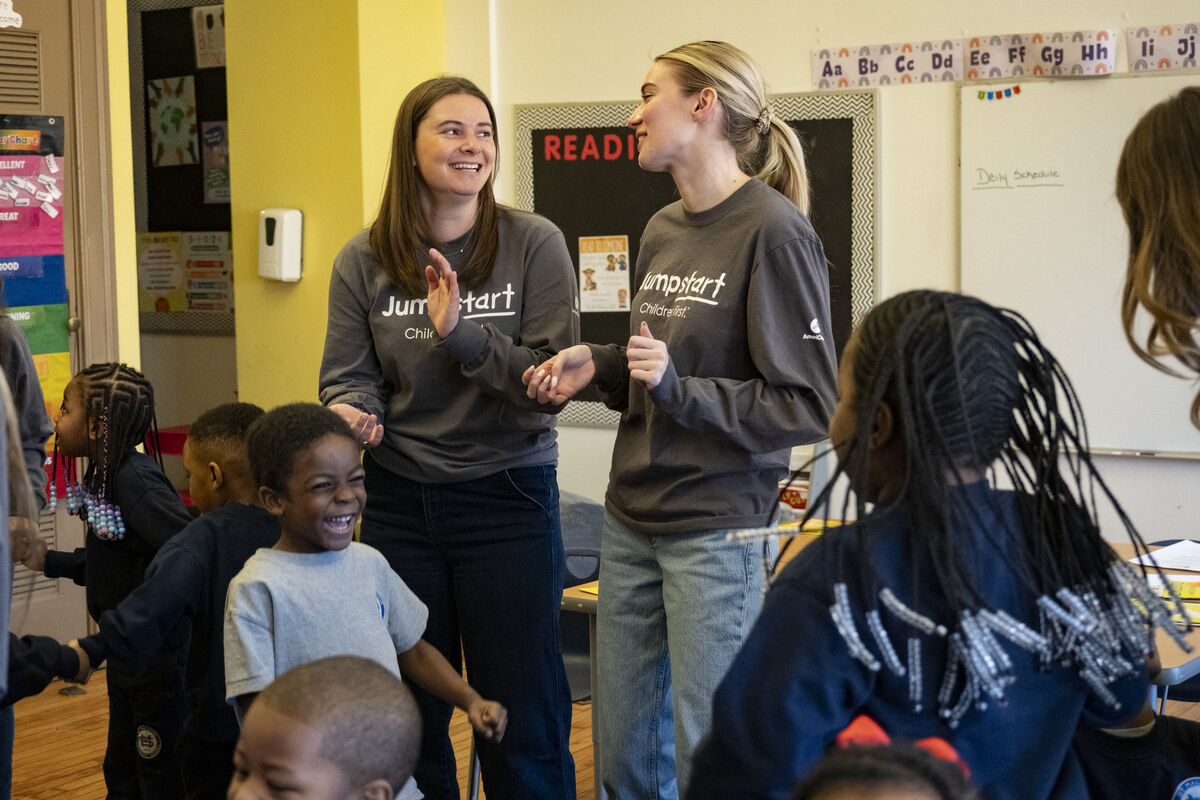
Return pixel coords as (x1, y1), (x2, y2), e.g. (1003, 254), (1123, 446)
(363, 458), (576, 800)
(104, 656), (187, 799)
(0, 704), (11, 799)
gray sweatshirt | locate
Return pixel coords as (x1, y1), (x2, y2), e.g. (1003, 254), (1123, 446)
(0, 316), (51, 509)
(590, 178), (838, 536)
(319, 207), (579, 483)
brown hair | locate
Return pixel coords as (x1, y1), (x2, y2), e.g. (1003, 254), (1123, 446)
(655, 41), (811, 213)
(1117, 86), (1200, 427)
(369, 76), (500, 297)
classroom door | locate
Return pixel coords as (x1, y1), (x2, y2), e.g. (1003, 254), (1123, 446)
(2, 0), (116, 642)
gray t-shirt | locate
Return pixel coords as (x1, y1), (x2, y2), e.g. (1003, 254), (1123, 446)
(224, 543), (428, 799)
(591, 178), (839, 535)
(223, 542), (428, 697)
(319, 207), (579, 483)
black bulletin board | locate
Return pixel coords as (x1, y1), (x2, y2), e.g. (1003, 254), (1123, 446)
(515, 91), (878, 427)
(140, 7), (229, 232)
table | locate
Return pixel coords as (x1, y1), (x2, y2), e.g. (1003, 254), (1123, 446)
(1110, 541), (1200, 706)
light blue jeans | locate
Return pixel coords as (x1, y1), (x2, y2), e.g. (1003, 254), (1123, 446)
(596, 513), (775, 800)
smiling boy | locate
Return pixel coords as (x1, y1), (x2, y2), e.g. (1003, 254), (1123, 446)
(223, 404), (506, 800)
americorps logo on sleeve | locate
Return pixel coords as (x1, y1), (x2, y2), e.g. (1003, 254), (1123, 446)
(804, 319), (825, 341)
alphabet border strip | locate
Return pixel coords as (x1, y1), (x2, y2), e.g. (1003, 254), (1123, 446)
(813, 29), (1134, 90)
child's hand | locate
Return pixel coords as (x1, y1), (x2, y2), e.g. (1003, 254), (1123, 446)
(66, 639), (91, 684)
(467, 698), (507, 742)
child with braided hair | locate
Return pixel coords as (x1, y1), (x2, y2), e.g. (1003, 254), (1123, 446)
(687, 291), (1187, 800)
(22, 362), (192, 797)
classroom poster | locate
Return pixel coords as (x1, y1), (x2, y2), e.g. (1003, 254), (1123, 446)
(191, 5), (226, 69)
(1126, 23), (1200, 71)
(0, 152), (63, 272)
(147, 76), (199, 166)
(200, 121), (230, 204)
(137, 232), (185, 312)
(182, 231), (232, 312)
(578, 235), (629, 312)
(0, 114), (71, 457)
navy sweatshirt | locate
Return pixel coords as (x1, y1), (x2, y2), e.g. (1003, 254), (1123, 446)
(43, 450), (192, 621)
(687, 486), (1146, 800)
(78, 503), (280, 743)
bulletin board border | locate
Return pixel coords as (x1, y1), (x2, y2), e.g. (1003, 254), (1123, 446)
(515, 91), (878, 428)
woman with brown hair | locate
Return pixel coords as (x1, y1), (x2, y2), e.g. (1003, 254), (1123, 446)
(320, 76), (579, 800)
(1118, 86), (1200, 425)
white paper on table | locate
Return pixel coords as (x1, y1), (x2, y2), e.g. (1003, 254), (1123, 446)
(1129, 540), (1200, 572)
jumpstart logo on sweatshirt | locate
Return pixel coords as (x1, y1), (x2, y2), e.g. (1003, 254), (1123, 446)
(637, 270), (727, 320)
(381, 284), (517, 339)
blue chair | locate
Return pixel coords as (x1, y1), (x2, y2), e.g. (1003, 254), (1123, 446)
(559, 490), (603, 701)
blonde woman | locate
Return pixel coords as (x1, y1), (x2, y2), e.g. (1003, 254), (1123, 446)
(525, 41), (838, 797)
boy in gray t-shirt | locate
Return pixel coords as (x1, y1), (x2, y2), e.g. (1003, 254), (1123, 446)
(224, 404), (506, 799)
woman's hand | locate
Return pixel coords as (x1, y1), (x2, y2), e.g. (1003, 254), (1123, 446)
(425, 248), (460, 338)
(523, 345), (596, 405)
(329, 404), (384, 448)
(627, 321), (670, 389)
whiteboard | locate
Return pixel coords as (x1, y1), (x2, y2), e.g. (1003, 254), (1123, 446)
(961, 76), (1200, 456)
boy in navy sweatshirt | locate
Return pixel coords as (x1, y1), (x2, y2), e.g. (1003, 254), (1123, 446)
(73, 403), (279, 800)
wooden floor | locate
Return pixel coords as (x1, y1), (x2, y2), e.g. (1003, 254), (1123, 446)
(11, 671), (596, 800)
(12, 671), (1200, 799)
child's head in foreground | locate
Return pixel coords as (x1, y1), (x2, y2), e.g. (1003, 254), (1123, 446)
(229, 655), (421, 800)
(791, 744), (976, 800)
(183, 402), (265, 513)
(246, 403), (363, 554)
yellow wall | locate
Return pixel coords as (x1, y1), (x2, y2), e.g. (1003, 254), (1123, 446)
(106, 0), (139, 365)
(357, 0), (446, 222)
(225, 0), (446, 409)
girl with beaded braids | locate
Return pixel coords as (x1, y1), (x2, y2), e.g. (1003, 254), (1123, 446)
(22, 362), (192, 797)
(525, 41), (837, 797)
(687, 291), (1186, 800)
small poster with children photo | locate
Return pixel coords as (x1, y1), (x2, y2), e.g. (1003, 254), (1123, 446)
(578, 235), (629, 313)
